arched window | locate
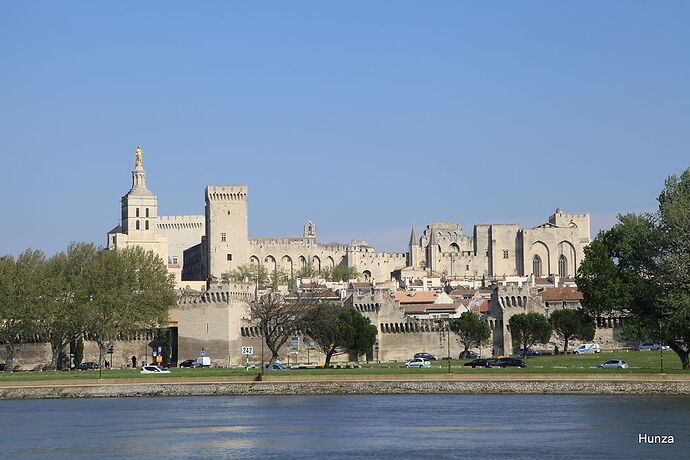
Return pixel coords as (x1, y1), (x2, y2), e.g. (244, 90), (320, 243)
(558, 255), (568, 277)
(533, 255), (542, 277)
(136, 208), (140, 217)
(145, 220), (149, 230)
(146, 208), (150, 217)
(135, 220), (140, 230)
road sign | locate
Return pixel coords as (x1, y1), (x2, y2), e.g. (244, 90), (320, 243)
(200, 349), (206, 356)
(152, 351), (158, 357)
(157, 346), (162, 352)
(241, 346), (254, 355)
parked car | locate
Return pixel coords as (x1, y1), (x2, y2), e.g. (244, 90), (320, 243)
(638, 343), (669, 351)
(463, 359), (496, 368)
(0, 363), (4, 371)
(597, 360), (629, 369)
(414, 353), (438, 361)
(490, 357), (527, 368)
(515, 348), (541, 357)
(76, 362), (99, 370)
(458, 350), (479, 359)
(404, 358), (431, 368)
(262, 362), (291, 371)
(573, 343), (601, 354)
(179, 359), (201, 368)
(140, 365), (171, 374)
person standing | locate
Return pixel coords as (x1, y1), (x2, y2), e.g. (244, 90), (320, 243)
(131, 355), (137, 368)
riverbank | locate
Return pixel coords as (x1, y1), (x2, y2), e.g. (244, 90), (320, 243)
(2, 374), (689, 399)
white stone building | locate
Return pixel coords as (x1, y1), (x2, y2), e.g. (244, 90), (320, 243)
(108, 148), (591, 285)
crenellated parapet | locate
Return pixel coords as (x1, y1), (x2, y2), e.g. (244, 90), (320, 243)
(178, 280), (253, 305)
(205, 185), (248, 203)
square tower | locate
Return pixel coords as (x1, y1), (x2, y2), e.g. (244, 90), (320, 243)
(205, 185), (249, 277)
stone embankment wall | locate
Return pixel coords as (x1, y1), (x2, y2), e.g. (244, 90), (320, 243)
(2, 379), (689, 399)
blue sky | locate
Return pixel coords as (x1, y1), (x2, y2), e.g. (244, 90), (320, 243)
(1, 1), (688, 256)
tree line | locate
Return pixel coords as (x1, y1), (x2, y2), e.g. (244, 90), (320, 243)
(0, 243), (176, 372)
(225, 263), (360, 289)
(448, 309), (595, 357)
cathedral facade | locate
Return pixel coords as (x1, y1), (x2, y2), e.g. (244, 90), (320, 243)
(107, 149), (591, 284)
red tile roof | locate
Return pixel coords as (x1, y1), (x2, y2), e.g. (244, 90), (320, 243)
(538, 287), (583, 301)
(393, 291), (439, 304)
(471, 299), (489, 313)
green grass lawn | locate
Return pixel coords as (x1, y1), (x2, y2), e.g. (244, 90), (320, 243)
(0, 351), (685, 382)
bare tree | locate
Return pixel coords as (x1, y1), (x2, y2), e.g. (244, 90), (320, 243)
(248, 291), (312, 372)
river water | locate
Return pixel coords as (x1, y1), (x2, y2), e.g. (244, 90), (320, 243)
(1, 395), (688, 459)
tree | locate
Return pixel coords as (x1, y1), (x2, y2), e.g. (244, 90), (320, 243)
(248, 291), (311, 372)
(225, 263), (270, 286)
(549, 309), (595, 353)
(321, 265), (360, 282)
(0, 250), (45, 372)
(508, 313), (552, 356)
(39, 243), (100, 370)
(449, 311), (491, 354)
(303, 303), (377, 367)
(341, 306), (377, 360)
(302, 302), (343, 367)
(80, 246), (176, 368)
(576, 167), (690, 369)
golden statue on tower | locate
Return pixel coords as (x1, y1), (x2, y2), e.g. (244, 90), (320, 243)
(135, 145), (143, 168)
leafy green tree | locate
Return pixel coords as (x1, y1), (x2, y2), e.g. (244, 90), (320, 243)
(40, 243), (100, 370)
(0, 250), (45, 372)
(577, 168), (690, 369)
(342, 307), (377, 360)
(303, 303), (377, 366)
(225, 263), (270, 285)
(321, 265), (360, 282)
(549, 309), (595, 353)
(449, 311), (491, 354)
(296, 263), (318, 279)
(508, 313), (552, 356)
(80, 246), (176, 368)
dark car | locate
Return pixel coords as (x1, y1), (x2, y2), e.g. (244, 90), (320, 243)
(76, 362), (99, 370)
(262, 362), (291, 371)
(463, 359), (496, 368)
(515, 348), (541, 357)
(0, 363), (5, 371)
(414, 353), (438, 361)
(179, 359), (198, 368)
(459, 350), (479, 359)
(491, 357), (527, 368)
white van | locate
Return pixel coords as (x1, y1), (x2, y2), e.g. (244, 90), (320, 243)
(195, 357), (211, 367)
(573, 343), (601, 354)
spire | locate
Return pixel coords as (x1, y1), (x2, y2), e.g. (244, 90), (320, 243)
(409, 224), (419, 247)
(429, 229), (438, 245)
(129, 145), (152, 195)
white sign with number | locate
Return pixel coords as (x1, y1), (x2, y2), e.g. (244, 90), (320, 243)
(241, 346), (254, 355)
